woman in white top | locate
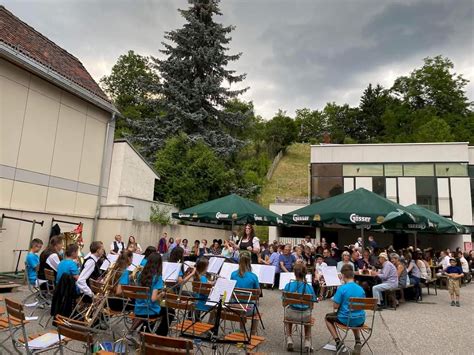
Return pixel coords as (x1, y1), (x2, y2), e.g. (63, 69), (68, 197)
(127, 236), (142, 254)
(415, 252), (431, 282)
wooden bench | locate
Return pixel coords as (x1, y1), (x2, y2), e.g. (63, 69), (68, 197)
(423, 278), (438, 295)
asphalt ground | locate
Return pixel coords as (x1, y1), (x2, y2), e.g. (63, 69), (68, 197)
(1, 281), (473, 354)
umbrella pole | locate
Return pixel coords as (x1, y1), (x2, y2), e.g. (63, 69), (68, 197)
(414, 231), (417, 249)
(361, 226), (365, 250)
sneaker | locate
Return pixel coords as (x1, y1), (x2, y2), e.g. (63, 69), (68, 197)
(304, 339), (313, 352)
(456, 301), (460, 307)
(353, 342), (362, 355)
(287, 336), (294, 352)
(336, 342), (348, 353)
(451, 301), (455, 306)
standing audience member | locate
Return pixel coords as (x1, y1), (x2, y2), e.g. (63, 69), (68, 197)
(110, 235), (125, 255)
(237, 224), (260, 264)
(325, 264), (366, 355)
(168, 237), (176, 251)
(445, 258), (463, 307)
(26, 238), (44, 286)
(158, 233), (168, 254)
(371, 253), (398, 309)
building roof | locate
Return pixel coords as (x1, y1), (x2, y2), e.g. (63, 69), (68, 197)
(0, 5), (110, 104)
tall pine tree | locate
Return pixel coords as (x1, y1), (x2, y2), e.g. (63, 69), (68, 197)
(132, 0), (247, 160)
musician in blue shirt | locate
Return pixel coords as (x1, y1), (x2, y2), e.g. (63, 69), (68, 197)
(26, 238), (43, 286)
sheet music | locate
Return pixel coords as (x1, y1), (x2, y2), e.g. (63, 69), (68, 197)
(100, 254), (119, 270)
(27, 332), (62, 349)
(184, 261), (195, 272)
(251, 264), (276, 285)
(321, 266), (341, 286)
(205, 278), (236, 306)
(162, 262), (182, 281)
(279, 272), (312, 290)
(127, 253), (145, 271)
(219, 263), (239, 280)
(207, 257), (225, 274)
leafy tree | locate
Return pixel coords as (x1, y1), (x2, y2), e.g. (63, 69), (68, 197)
(263, 110), (297, 156)
(357, 84), (390, 142)
(154, 134), (232, 208)
(294, 108), (327, 143)
(100, 50), (159, 138)
(138, 0), (248, 160)
(323, 103), (360, 143)
(412, 117), (454, 142)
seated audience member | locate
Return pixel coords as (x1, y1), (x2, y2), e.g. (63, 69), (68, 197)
(109, 250), (134, 311)
(260, 244), (280, 289)
(199, 239), (210, 256)
(26, 238), (44, 286)
(282, 263), (317, 352)
(436, 250), (451, 275)
(181, 239), (191, 258)
(302, 245), (314, 267)
(210, 239), (222, 255)
(134, 252), (174, 335)
(357, 249), (373, 270)
(141, 246), (157, 267)
(350, 250), (360, 271)
(56, 244), (80, 284)
(390, 254), (408, 288)
(279, 244), (297, 273)
(323, 248), (337, 267)
(221, 240), (234, 258)
(313, 254), (327, 297)
(77, 241), (105, 301)
(337, 251), (355, 273)
(38, 236), (64, 280)
(127, 236), (142, 254)
(457, 251), (469, 275)
(371, 253), (398, 309)
(110, 235), (125, 255)
(406, 253), (421, 301)
(325, 264), (366, 354)
(191, 240), (200, 261)
(293, 245), (304, 263)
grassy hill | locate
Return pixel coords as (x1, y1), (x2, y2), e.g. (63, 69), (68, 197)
(259, 143), (310, 208)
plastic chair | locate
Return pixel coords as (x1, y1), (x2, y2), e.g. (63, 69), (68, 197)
(334, 297), (377, 354)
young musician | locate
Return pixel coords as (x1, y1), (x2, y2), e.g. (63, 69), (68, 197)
(231, 254), (260, 290)
(110, 235), (125, 255)
(38, 236), (64, 280)
(109, 250), (134, 311)
(193, 257), (213, 318)
(141, 246), (157, 267)
(77, 241), (105, 300)
(282, 263), (317, 352)
(26, 238), (44, 286)
(134, 252), (173, 336)
(167, 247), (195, 286)
(56, 244), (80, 284)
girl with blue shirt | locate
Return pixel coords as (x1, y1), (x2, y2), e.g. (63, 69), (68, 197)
(231, 254), (260, 290)
(109, 250), (133, 311)
(134, 252), (173, 336)
(193, 257), (213, 319)
(56, 244), (80, 285)
(140, 246), (157, 267)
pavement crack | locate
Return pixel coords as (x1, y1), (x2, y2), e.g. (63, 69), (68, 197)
(379, 312), (403, 354)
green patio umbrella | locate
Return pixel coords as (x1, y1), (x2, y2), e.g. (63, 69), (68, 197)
(405, 204), (470, 234)
(283, 188), (428, 229)
(172, 194), (283, 226)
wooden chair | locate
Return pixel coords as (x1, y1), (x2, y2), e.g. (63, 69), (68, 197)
(55, 315), (103, 355)
(231, 288), (262, 334)
(334, 297), (377, 355)
(121, 285), (161, 333)
(282, 291), (315, 353)
(164, 292), (194, 335)
(140, 332), (193, 355)
(44, 269), (56, 298)
(4, 298), (63, 354)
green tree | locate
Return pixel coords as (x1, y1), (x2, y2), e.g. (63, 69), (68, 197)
(263, 110), (297, 156)
(100, 50), (159, 138)
(294, 108), (327, 143)
(358, 84), (390, 142)
(413, 117), (454, 142)
(324, 103), (360, 143)
(154, 134), (232, 208)
(138, 0), (248, 160)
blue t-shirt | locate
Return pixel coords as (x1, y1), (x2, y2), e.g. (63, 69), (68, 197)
(279, 254), (297, 272)
(332, 281), (366, 327)
(446, 266), (463, 275)
(26, 252), (39, 285)
(56, 259), (79, 284)
(140, 258), (148, 267)
(231, 271), (259, 290)
(195, 275), (211, 311)
(283, 280), (316, 310)
(119, 269), (130, 285)
(134, 274), (164, 316)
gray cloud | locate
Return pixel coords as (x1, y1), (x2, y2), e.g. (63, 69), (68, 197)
(3, 0), (473, 117)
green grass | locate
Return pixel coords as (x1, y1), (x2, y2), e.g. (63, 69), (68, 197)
(259, 143), (310, 208)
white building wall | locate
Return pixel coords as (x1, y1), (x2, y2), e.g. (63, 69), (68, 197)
(450, 178), (472, 225)
(268, 202), (306, 241)
(355, 177), (372, 191)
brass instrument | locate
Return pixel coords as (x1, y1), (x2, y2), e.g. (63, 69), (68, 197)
(131, 265), (143, 285)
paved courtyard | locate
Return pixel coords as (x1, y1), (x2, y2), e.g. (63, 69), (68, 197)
(1, 282), (473, 354)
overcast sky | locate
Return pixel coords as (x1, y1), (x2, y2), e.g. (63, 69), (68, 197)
(5, 0), (473, 118)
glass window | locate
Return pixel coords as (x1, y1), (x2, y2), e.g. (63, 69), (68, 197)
(403, 164), (434, 176)
(311, 177), (343, 202)
(469, 165), (474, 178)
(311, 164), (342, 177)
(342, 164), (383, 176)
(373, 177), (386, 197)
(435, 163), (468, 177)
(416, 177), (437, 212)
(384, 164), (403, 176)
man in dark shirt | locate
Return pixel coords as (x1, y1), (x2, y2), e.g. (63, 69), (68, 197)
(323, 248), (337, 267)
(445, 258), (463, 307)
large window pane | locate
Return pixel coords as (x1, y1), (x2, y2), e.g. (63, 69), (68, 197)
(384, 164), (403, 176)
(416, 177), (437, 212)
(435, 163), (468, 177)
(373, 177), (386, 197)
(469, 165), (474, 178)
(403, 164), (434, 176)
(311, 177), (343, 202)
(343, 164), (383, 176)
(311, 164), (342, 177)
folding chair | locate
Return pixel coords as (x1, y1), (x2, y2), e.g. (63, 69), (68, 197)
(334, 297), (377, 355)
(232, 288), (262, 335)
(44, 269), (56, 299)
(23, 264), (50, 321)
(140, 332), (193, 355)
(164, 292), (195, 336)
(5, 298), (64, 354)
(121, 285), (162, 334)
(282, 291), (315, 353)
(55, 315), (104, 355)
